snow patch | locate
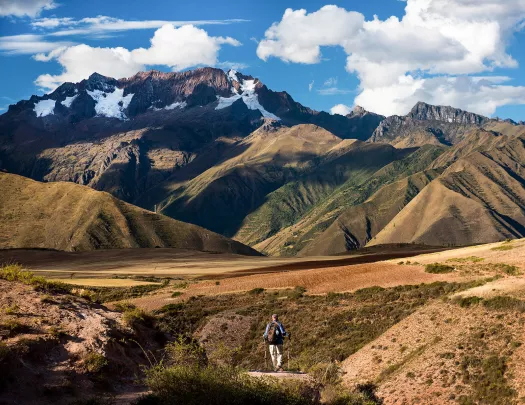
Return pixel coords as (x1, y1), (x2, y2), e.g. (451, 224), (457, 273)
(216, 73), (280, 120)
(61, 95), (78, 108)
(34, 99), (56, 117)
(151, 101), (187, 111)
(164, 101), (187, 110)
(87, 88), (134, 120)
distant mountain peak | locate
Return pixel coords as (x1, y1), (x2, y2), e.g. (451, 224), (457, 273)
(408, 101), (488, 125)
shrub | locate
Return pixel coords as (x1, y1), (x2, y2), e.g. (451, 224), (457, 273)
(48, 325), (67, 339)
(122, 307), (155, 328)
(171, 292), (183, 298)
(3, 304), (19, 315)
(482, 296), (525, 312)
(493, 263), (522, 276)
(1, 319), (26, 335)
(289, 286), (307, 299)
(113, 302), (137, 312)
(453, 296), (483, 308)
(249, 288), (265, 295)
(83, 352), (108, 373)
(491, 244), (514, 251)
(164, 337), (207, 369)
(425, 263), (455, 274)
(142, 364), (320, 405)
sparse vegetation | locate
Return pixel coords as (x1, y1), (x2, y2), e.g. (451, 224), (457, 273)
(491, 243), (514, 251)
(493, 263), (522, 276)
(122, 306), (156, 328)
(453, 296), (483, 308)
(446, 257), (484, 263)
(83, 352), (108, 373)
(425, 263), (455, 274)
(458, 355), (517, 405)
(482, 296), (525, 312)
(139, 337), (381, 405)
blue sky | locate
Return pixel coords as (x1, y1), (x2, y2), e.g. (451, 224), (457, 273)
(1, 0), (525, 121)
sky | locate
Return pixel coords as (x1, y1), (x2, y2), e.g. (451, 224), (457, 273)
(1, 0), (525, 121)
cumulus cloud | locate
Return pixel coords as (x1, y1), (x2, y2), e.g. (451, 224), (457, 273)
(257, 0), (525, 116)
(330, 104), (352, 116)
(34, 24), (241, 91)
(257, 5), (364, 63)
(0, 0), (56, 17)
(355, 76), (525, 117)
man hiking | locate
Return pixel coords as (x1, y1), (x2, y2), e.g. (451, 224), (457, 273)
(263, 313), (289, 372)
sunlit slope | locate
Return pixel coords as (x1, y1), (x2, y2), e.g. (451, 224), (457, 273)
(370, 135), (525, 247)
(0, 172), (259, 254)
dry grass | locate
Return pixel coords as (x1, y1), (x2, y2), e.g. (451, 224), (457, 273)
(48, 278), (160, 287)
(187, 262), (462, 296)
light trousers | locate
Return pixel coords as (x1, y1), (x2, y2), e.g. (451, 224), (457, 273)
(269, 344), (283, 369)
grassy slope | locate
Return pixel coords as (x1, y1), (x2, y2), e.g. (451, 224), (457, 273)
(234, 142), (407, 247)
(370, 134), (525, 247)
(0, 172), (259, 255)
(254, 145), (445, 256)
(159, 124), (345, 237)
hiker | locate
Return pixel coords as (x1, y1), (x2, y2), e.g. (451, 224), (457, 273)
(263, 313), (290, 372)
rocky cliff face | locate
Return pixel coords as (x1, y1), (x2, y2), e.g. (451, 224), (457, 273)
(408, 102), (488, 125)
(369, 102), (492, 148)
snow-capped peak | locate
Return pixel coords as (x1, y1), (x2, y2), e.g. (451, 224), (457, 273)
(227, 69), (239, 83)
(87, 87), (134, 120)
(217, 71), (279, 120)
(34, 99), (56, 117)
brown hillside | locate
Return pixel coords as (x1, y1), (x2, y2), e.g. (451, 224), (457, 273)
(300, 170), (439, 256)
(370, 136), (525, 247)
(0, 172), (259, 255)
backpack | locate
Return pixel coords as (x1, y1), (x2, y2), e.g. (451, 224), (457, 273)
(267, 322), (280, 344)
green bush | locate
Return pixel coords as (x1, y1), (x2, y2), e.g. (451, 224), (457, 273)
(482, 296), (525, 312)
(425, 263), (455, 274)
(142, 364), (320, 405)
(249, 288), (265, 295)
(83, 352), (108, 373)
(453, 296), (483, 308)
(171, 291), (183, 298)
(122, 307), (156, 328)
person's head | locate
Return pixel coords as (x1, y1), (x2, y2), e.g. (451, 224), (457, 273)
(271, 313), (278, 322)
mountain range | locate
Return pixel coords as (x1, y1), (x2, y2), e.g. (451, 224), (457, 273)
(1, 67), (525, 256)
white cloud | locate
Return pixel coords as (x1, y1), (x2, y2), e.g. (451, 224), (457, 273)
(330, 104), (352, 116)
(257, 1), (525, 116)
(30, 15), (248, 37)
(0, 34), (73, 54)
(34, 24), (241, 91)
(308, 80), (314, 92)
(0, 0), (57, 17)
(31, 17), (77, 28)
(355, 76), (525, 117)
(257, 5), (364, 64)
(323, 77), (337, 87)
(318, 87), (352, 95)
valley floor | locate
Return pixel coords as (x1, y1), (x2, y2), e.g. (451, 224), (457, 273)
(2, 239), (525, 404)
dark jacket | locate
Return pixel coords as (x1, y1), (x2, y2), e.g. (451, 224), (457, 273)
(263, 321), (287, 345)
